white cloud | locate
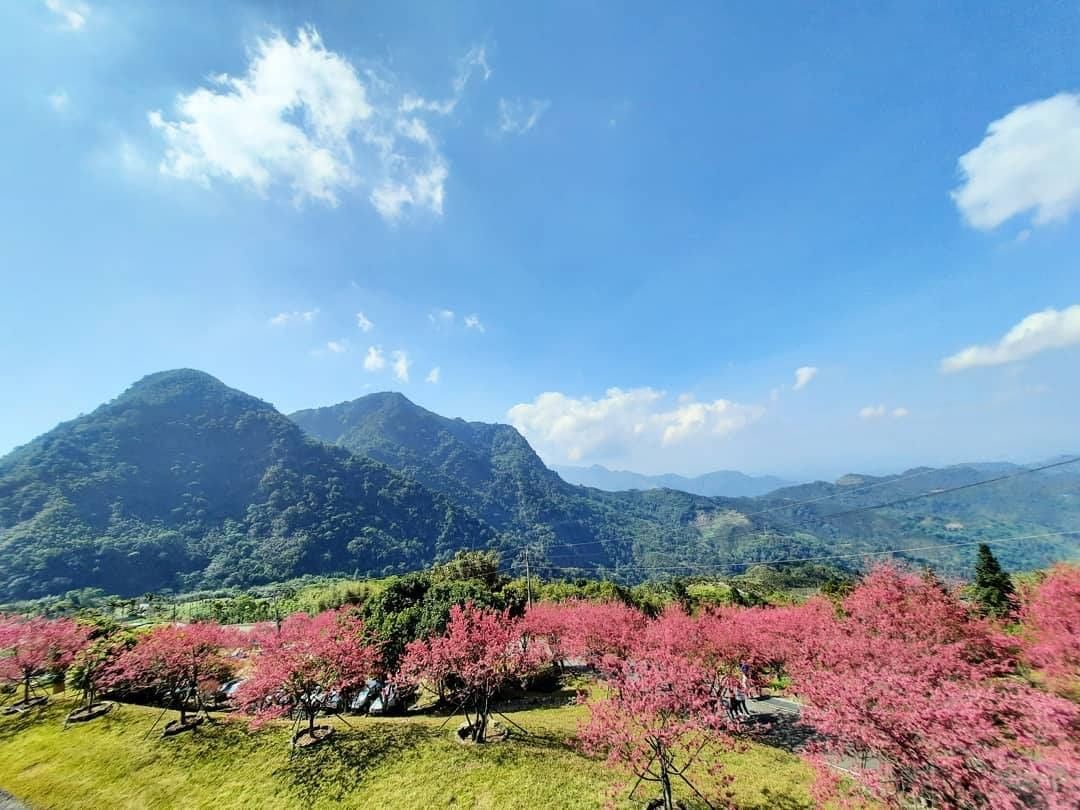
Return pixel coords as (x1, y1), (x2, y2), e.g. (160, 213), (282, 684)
(497, 97), (551, 135)
(859, 404), (908, 421)
(370, 161), (448, 220)
(269, 309), (319, 326)
(858, 404), (886, 420)
(148, 27), (472, 220)
(507, 387), (763, 464)
(44, 1), (89, 30)
(464, 314), (485, 332)
(363, 345), (386, 371)
(355, 311), (374, 332)
(399, 45), (491, 116)
(792, 366), (818, 391)
(391, 350), (410, 382)
(47, 90), (69, 112)
(952, 93), (1080, 230)
(428, 308), (455, 326)
(326, 340), (347, 354)
(941, 305), (1080, 372)
(425, 366), (440, 384)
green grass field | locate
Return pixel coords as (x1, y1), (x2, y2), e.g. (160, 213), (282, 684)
(0, 694), (814, 809)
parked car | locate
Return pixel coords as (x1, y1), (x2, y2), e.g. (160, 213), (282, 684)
(348, 679), (381, 713)
(369, 684), (414, 716)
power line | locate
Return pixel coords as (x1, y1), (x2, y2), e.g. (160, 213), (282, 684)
(498, 529), (1080, 578)
(819, 455), (1080, 521)
(735, 465), (956, 520)
(502, 455), (1080, 555)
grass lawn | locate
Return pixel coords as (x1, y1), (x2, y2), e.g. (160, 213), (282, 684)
(0, 695), (814, 809)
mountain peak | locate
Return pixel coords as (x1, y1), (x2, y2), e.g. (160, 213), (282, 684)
(111, 369), (275, 415)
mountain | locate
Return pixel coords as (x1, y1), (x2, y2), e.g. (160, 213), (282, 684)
(556, 464), (795, 497)
(289, 394), (704, 567)
(291, 392), (562, 529)
(0, 371), (493, 600)
(289, 393), (1080, 578)
(3, 373), (1079, 601)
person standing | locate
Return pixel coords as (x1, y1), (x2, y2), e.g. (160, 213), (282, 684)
(737, 675), (752, 716)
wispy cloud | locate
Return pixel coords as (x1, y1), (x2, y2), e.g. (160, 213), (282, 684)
(391, 350), (410, 382)
(400, 46), (491, 116)
(497, 97), (550, 135)
(428, 308), (455, 327)
(44, 1), (89, 31)
(464, 314), (485, 333)
(859, 404), (909, 421)
(425, 366), (440, 384)
(508, 387), (762, 463)
(326, 340), (347, 354)
(147, 27), (484, 220)
(941, 305), (1080, 372)
(792, 366), (818, 391)
(952, 92), (1080, 230)
(269, 309), (319, 326)
(363, 345), (386, 371)
(355, 311), (374, 333)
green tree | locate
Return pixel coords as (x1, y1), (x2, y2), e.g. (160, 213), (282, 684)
(972, 543), (1016, 618)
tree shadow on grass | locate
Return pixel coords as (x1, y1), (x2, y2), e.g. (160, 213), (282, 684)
(740, 713), (816, 754)
(0, 700), (59, 742)
(273, 723), (433, 805)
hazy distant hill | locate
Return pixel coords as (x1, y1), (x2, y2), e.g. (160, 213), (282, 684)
(3, 372), (1078, 600)
(556, 464), (795, 497)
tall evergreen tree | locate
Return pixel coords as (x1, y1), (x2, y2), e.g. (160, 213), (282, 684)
(972, 543), (1016, 618)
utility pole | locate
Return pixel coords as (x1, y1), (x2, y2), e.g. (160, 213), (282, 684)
(524, 547), (533, 609)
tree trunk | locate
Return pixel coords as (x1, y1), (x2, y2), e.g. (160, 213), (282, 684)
(659, 748), (674, 810)
(475, 694), (489, 743)
(23, 674), (32, 704)
(308, 708), (316, 733)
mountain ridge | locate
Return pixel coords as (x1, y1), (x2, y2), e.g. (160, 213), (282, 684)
(556, 463), (796, 497)
(3, 372), (1078, 601)
(0, 371), (495, 600)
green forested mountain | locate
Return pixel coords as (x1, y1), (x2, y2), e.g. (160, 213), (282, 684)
(289, 393), (710, 572)
(291, 392), (566, 529)
(2, 372), (1078, 601)
(290, 393), (1080, 579)
(0, 371), (493, 600)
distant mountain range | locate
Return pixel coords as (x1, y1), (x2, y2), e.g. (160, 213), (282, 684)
(2, 369), (1078, 600)
(556, 464), (795, 497)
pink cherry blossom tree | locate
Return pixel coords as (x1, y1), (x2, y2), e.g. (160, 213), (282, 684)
(558, 599), (647, 667)
(396, 601), (541, 743)
(105, 622), (241, 732)
(788, 565), (1080, 809)
(1021, 563), (1080, 696)
(67, 633), (133, 718)
(579, 644), (734, 810)
(0, 614), (91, 709)
(520, 601), (573, 669)
(233, 609), (381, 743)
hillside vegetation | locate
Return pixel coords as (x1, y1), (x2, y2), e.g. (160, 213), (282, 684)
(1, 370), (1078, 600)
(0, 371), (491, 600)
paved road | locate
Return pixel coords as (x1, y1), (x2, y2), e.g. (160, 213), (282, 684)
(0, 790), (28, 810)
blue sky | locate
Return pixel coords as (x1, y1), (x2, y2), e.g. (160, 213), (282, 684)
(2, 1), (1080, 479)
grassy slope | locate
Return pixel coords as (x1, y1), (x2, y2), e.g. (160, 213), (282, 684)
(0, 697), (813, 809)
